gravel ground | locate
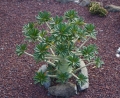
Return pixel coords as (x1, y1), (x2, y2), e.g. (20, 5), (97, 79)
(0, 0), (120, 98)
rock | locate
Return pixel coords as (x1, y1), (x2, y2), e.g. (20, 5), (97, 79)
(38, 64), (48, 73)
(74, 0), (80, 4)
(79, 0), (91, 7)
(48, 82), (77, 98)
(38, 64), (51, 89)
(77, 59), (89, 91)
(105, 4), (120, 12)
(44, 77), (51, 89)
(116, 47), (120, 58)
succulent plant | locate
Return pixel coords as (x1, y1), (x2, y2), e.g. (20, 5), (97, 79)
(16, 10), (104, 88)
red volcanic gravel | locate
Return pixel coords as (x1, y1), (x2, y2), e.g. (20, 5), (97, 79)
(0, 0), (120, 98)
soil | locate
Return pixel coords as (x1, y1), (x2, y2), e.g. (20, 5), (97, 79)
(0, 0), (120, 98)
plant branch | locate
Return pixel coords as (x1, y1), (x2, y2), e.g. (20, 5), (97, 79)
(71, 51), (81, 56)
(46, 22), (51, 30)
(46, 60), (56, 67)
(79, 37), (90, 49)
(74, 61), (95, 73)
(47, 74), (57, 78)
(72, 37), (79, 44)
(37, 38), (42, 42)
(24, 52), (34, 57)
(50, 48), (55, 55)
(71, 73), (79, 79)
(45, 54), (59, 60)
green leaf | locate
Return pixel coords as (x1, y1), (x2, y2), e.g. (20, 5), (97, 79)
(57, 72), (69, 84)
(16, 44), (27, 56)
(77, 73), (88, 86)
(24, 28), (39, 42)
(55, 44), (69, 57)
(34, 43), (48, 62)
(64, 10), (78, 21)
(55, 23), (70, 34)
(39, 29), (47, 38)
(23, 22), (34, 33)
(33, 71), (47, 85)
(70, 24), (79, 35)
(36, 11), (51, 24)
(85, 24), (97, 39)
(78, 28), (87, 40)
(81, 44), (98, 61)
(67, 54), (80, 67)
(85, 24), (95, 32)
(72, 17), (85, 26)
(95, 57), (104, 68)
(50, 16), (63, 28)
(23, 22), (39, 41)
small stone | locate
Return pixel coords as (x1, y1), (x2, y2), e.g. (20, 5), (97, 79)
(118, 47), (120, 51)
(116, 47), (120, 58)
(1, 47), (4, 50)
(116, 54), (120, 58)
(74, 0), (79, 3)
(38, 64), (48, 72)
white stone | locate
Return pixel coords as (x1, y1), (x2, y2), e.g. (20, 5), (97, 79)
(74, 0), (79, 3)
(116, 54), (120, 58)
(78, 59), (89, 90)
(38, 64), (47, 72)
(118, 47), (120, 51)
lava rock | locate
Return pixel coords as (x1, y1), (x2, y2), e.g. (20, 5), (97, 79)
(48, 82), (77, 98)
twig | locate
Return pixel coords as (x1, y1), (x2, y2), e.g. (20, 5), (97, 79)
(79, 37), (90, 49)
(71, 73), (79, 79)
(47, 74), (57, 78)
(74, 61), (95, 73)
(24, 52), (34, 57)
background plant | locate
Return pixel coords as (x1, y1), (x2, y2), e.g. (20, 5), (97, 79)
(89, 2), (108, 17)
(16, 10), (104, 87)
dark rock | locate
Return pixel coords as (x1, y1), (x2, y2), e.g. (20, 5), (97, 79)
(48, 82), (77, 98)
